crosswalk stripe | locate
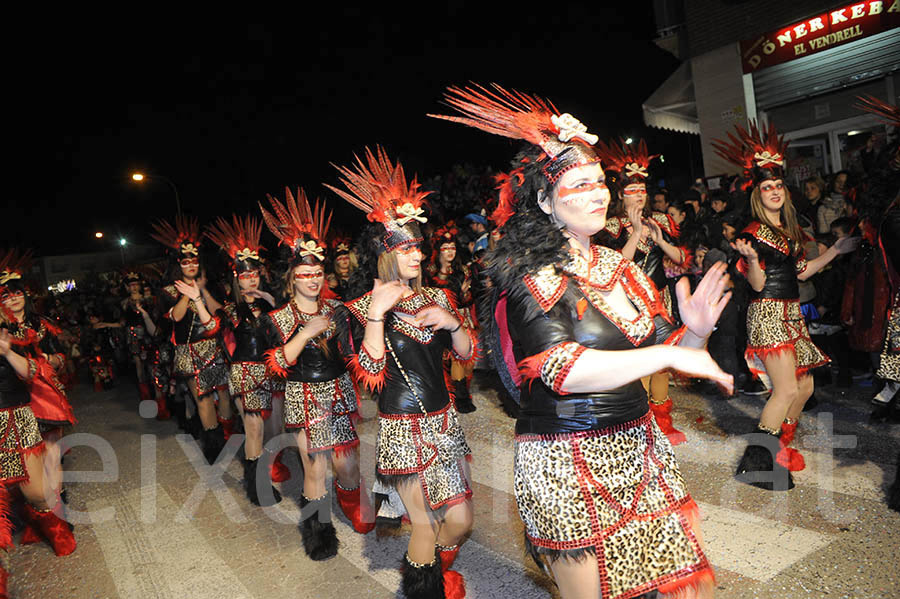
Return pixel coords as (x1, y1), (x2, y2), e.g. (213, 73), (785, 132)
(87, 485), (254, 599)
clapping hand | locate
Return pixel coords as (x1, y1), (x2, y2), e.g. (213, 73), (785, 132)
(174, 279), (202, 301)
(675, 261), (732, 339)
(413, 306), (460, 331)
(369, 279), (409, 319)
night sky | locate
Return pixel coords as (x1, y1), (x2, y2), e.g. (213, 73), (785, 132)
(21, 6), (693, 256)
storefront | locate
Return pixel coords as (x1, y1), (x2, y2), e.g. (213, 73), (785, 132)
(644, 0), (899, 183)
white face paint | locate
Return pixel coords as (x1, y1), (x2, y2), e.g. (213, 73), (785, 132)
(540, 163), (611, 238)
(395, 244), (424, 283)
(292, 264), (324, 300)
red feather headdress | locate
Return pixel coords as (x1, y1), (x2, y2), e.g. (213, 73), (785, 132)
(854, 94), (900, 127)
(711, 120), (789, 186)
(205, 214), (265, 270)
(429, 83), (600, 226)
(150, 214), (202, 258)
(594, 138), (658, 184)
(429, 83), (600, 184)
(329, 233), (353, 256)
(0, 248), (32, 291)
(259, 187), (331, 264)
(431, 221), (460, 263)
(325, 146), (431, 254)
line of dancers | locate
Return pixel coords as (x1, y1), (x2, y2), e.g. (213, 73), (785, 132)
(1, 84), (897, 599)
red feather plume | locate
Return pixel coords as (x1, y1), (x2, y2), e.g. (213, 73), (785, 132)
(594, 138), (658, 177)
(259, 187), (332, 251)
(324, 146), (430, 224)
(0, 248), (33, 282)
(205, 214), (264, 261)
(855, 94), (900, 127)
(150, 214), (201, 250)
(428, 83), (560, 149)
(711, 120), (788, 175)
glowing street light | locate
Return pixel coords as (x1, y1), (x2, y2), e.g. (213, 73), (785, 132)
(95, 232), (104, 239)
(624, 137), (634, 145)
(119, 238), (127, 246)
(130, 171), (181, 216)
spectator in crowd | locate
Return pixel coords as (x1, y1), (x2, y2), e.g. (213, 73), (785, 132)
(651, 188), (669, 213)
(818, 171), (852, 234)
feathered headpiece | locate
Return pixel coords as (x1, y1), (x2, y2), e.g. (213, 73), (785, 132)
(854, 94), (900, 128)
(0, 248), (32, 292)
(330, 234), (353, 257)
(711, 120), (789, 187)
(121, 266), (149, 286)
(259, 187), (331, 265)
(429, 83), (600, 226)
(431, 221), (460, 263)
(594, 138), (658, 187)
(205, 214), (265, 272)
(325, 146), (431, 255)
(150, 214), (202, 259)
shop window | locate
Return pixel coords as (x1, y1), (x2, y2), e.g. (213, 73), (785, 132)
(786, 135), (830, 186)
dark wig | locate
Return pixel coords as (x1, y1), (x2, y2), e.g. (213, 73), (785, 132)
(483, 144), (571, 296)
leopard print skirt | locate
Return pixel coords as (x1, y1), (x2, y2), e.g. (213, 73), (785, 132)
(126, 325), (149, 359)
(514, 412), (711, 598)
(228, 361), (276, 415)
(876, 293), (900, 383)
(151, 343), (174, 393)
(0, 405), (44, 485)
(174, 338), (229, 396)
(283, 372), (359, 454)
(376, 402), (472, 511)
(745, 298), (829, 379)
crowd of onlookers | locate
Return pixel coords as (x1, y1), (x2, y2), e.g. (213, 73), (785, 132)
(34, 144), (898, 424)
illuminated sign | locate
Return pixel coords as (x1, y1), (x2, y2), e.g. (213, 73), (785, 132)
(740, 1), (900, 73)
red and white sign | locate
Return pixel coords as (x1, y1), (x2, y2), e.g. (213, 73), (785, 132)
(740, 1), (900, 73)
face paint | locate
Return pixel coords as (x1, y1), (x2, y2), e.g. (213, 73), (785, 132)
(294, 271), (324, 280)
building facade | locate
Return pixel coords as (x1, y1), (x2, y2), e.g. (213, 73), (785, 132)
(645, 0), (899, 185)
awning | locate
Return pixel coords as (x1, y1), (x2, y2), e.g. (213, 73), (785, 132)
(643, 61), (699, 135)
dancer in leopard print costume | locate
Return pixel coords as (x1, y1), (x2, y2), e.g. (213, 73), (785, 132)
(328, 148), (477, 599)
(713, 122), (858, 490)
(432, 84), (731, 599)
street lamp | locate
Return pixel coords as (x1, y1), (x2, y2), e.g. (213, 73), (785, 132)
(130, 172), (182, 216)
(119, 238), (127, 246)
(95, 231), (104, 239)
(624, 137), (634, 145)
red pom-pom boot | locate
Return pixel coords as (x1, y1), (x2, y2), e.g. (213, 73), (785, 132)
(334, 480), (375, 534)
(22, 502), (76, 556)
(218, 416), (237, 441)
(138, 382), (151, 402)
(776, 420), (806, 472)
(155, 394), (171, 420)
(649, 397), (687, 445)
(270, 450), (290, 483)
(438, 544), (466, 599)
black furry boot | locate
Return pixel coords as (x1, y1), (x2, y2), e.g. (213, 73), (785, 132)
(888, 460), (900, 513)
(187, 410), (203, 440)
(175, 401), (188, 432)
(401, 552), (445, 599)
(453, 379), (476, 414)
(201, 425), (226, 465)
(735, 428), (794, 491)
(298, 494), (339, 561)
(243, 457), (281, 507)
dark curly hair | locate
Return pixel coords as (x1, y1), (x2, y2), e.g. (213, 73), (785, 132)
(483, 144), (571, 295)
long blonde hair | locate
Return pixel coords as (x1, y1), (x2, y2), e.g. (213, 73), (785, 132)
(283, 262), (332, 358)
(749, 185), (803, 247)
(377, 250), (423, 292)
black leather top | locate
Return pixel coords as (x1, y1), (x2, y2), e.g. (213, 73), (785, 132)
(507, 279), (677, 435)
(221, 299), (274, 362)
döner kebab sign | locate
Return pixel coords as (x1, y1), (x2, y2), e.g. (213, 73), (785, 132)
(740, 1), (899, 73)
